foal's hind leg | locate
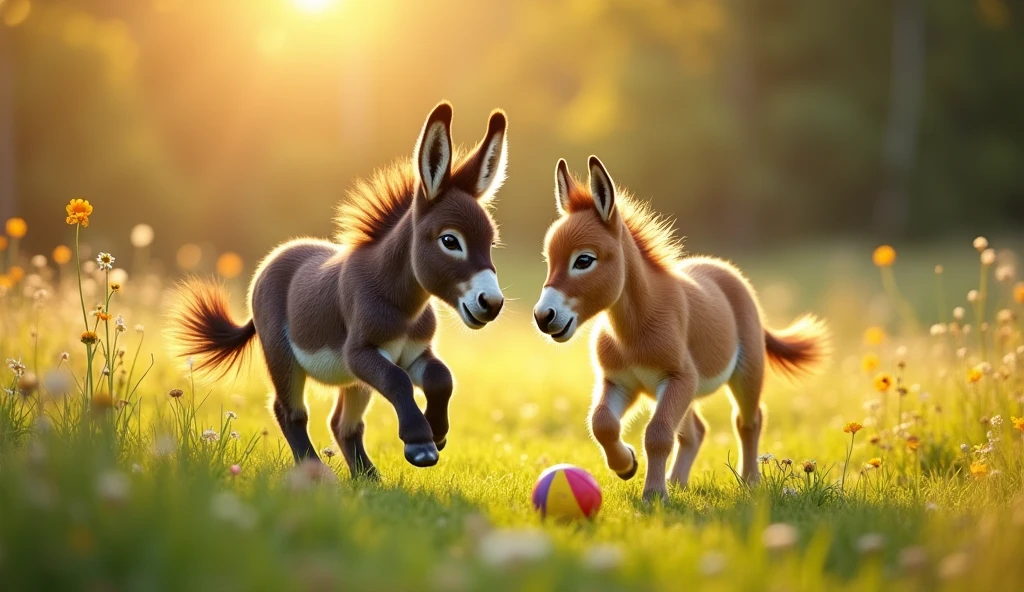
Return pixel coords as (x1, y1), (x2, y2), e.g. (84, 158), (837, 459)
(330, 383), (378, 479)
(263, 340), (319, 464)
(668, 407), (707, 488)
(727, 358), (765, 484)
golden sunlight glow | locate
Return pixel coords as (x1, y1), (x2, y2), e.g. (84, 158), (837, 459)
(291, 0), (335, 14)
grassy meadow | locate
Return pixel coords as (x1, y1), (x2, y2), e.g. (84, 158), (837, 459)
(2, 207), (1024, 591)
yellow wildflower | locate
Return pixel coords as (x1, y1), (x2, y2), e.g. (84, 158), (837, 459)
(843, 422), (864, 434)
(5, 217), (27, 238)
(94, 312), (112, 322)
(1014, 282), (1024, 304)
(0, 275), (11, 290)
(864, 326), (886, 346)
(92, 393), (113, 410)
(867, 457), (882, 468)
(967, 367), (983, 383)
(905, 435), (921, 452)
(861, 352), (880, 373)
(110, 283), (122, 293)
(872, 245), (896, 267)
(969, 461), (989, 478)
(65, 198), (93, 227)
(1011, 417), (1024, 432)
(81, 331), (99, 345)
(873, 372), (893, 393)
(53, 245), (72, 265)
(802, 460), (816, 473)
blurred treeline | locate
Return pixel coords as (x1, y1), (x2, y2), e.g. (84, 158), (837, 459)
(1, 0), (1022, 267)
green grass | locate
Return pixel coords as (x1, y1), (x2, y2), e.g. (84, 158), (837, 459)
(2, 229), (1024, 591)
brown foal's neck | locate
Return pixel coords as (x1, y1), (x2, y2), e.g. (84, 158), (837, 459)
(606, 218), (661, 342)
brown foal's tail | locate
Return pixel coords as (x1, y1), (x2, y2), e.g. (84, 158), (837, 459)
(764, 314), (831, 378)
(167, 278), (257, 376)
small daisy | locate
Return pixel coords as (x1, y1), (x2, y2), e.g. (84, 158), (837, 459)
(96, 252), (115, 271)
(322, 447), (336, 459)
(201, 429), (220, 442)
(6, 358), (26, 377)
(229, 431), (240, 440)
(225, 411), (237, 420)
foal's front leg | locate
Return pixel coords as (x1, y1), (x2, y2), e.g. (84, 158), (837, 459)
(590, 380), (639, 479)
(345, 345), (438, 467)
(408, 349), (453, 451)
(643, 373), (697, 503)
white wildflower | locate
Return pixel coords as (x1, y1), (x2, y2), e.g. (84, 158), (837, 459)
(95, 470), (130, 503)
(762, 523), (798, 551)
(478, 529), (552, 568)
(225, 411), (237, 420)
(201, 429), (220, 442)
(96, 252), (115, 271)
(582, 544), (624, 571)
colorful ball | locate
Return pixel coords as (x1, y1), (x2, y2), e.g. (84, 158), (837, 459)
(532, 464), (602, 521)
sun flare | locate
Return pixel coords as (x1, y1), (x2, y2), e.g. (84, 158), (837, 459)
(291, 0), (335, 14)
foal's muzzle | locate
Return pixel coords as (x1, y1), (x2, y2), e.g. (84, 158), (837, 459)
(458, 269), (504, 329)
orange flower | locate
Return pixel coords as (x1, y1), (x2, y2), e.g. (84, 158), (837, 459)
(109, 283), (122, 293)
(905, 435), (921, 452)
(1011, 417), (1024, 432)
(7, 266), (24, 283)
(861, 352), (880, 373)
(5, 217), (27, 238)
(843, 422), (864, 434)
(216, 252), (244, 279)
(1015, 282), (1024, 304)
(53, 245), (73, 265)
(863, 327), (886, 346)
(967, 368), (983, 383)
(0, 236), (7, 251)
(65, 198), (93, 227)
(92, 393), (113, 410)
(81, 331), (99, 345)
(867, 457), (882, 468)
(970, 461), (989, 478)
(873, 372), (893, 393)
(872, 245), (896, 267)
(94, 312), (112, 321)
(0, 275), (11, 290)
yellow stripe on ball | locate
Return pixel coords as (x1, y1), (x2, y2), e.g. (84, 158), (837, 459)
(545, 469), (585, 520)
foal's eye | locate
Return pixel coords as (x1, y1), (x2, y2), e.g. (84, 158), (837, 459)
(439, 234), (462, 252)
(573, 254), (596, 270)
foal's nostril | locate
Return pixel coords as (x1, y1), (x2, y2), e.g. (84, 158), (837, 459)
(477, 292), (489, 311)
(534, 307), (556, 332)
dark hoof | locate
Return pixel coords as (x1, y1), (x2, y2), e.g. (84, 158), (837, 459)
(404, 442), (439, 467)
(616, 446), (639, 481)
(435, 435), (447, 451)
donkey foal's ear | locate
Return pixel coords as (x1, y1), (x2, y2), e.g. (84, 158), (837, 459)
(456, 109), (508, 202)
(414, 101), (454, 201)
(554, 158), (573, 215)
(588, 155), (616, 223)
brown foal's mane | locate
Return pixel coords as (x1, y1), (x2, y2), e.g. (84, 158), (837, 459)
(565, 182), (684, 272)
(335, 147), (482, 249)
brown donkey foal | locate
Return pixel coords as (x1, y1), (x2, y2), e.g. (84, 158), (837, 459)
(534, 157), (829, 502)
(172, 102), (509, 477)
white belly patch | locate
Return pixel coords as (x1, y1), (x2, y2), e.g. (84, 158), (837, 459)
(696, 348), (739, 396)
(293, 345), (354, 385)
(609, 347), (740, 401)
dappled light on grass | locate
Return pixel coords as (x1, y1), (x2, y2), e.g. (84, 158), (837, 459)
(1, 207), (1024, 589)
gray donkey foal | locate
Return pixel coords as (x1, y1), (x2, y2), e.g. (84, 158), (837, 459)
(171, 101), (508, 478)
